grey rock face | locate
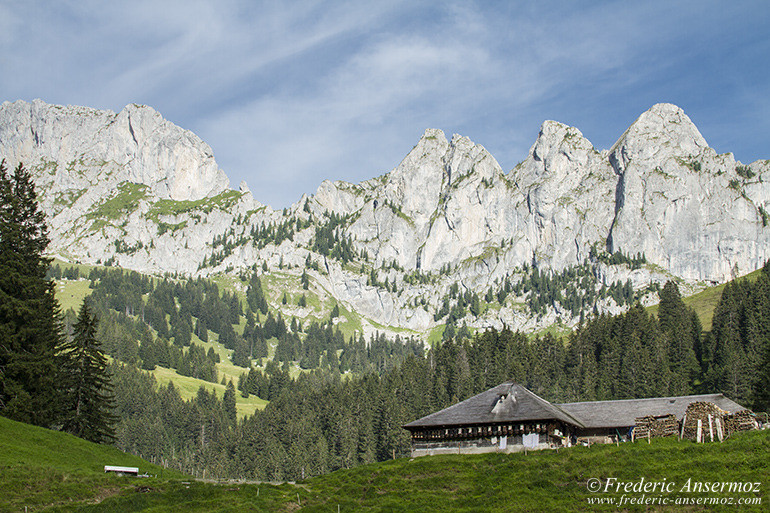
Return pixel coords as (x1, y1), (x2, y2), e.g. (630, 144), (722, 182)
(0, 99), (230, 202)
(312, 103), (768, 284)
(2, 99), (767, 335)
(607, 104), (769, 282)
(512, 120), (617, 269)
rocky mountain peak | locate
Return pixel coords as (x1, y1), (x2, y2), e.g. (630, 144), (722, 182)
(518, 120), (599, 188)
(0, 99), (230, 202)
(609, 103), (708, 175)
(2, 99), (767, 336)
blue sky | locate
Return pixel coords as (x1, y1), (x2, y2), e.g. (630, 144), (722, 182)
(1, 0), (768, 208)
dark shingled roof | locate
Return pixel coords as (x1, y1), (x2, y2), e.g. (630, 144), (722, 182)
(403, 383), (585, 430)
(403, 383), (749, 432)
(557, 393), (747, 429)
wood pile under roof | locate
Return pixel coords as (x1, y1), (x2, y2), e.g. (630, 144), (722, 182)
(681, 402), (728, 442)
(724, 410), (758, 435)
(633, 415), (678, 440)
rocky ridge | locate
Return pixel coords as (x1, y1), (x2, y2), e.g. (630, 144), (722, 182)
(1, 99), (768, 336)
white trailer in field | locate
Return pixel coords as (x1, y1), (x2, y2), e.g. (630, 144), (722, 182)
(104, 465), (139, 476)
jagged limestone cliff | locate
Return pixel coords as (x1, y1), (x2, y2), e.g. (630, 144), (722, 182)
(1, 100), (767, 336)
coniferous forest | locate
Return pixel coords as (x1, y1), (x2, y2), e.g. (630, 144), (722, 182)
(2, 159), (769, 482)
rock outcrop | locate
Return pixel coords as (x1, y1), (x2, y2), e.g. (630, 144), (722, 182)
(0, 99), (230, 203)
(607, 103), (768, 282)
(310, 104), (769, 287)
(1, 99), (768, 335)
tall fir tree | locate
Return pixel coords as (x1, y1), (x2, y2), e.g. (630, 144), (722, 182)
(59, 299), (117, 443)
(0, 160), (63, 426)
(657, 281), (699, 395)
(754, 338), (770, 412)
(223, 380), (237, 426)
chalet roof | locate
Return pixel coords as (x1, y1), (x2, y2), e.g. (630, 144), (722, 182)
(557, 393), (747, 429)
(403, 383), (586, 430)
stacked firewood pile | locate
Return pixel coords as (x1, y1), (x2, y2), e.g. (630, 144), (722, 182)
(681, 402), (729, 442)
(630, 403), (759, 444)
(633, 415), (679, 440)
(724, 410), (758, 435)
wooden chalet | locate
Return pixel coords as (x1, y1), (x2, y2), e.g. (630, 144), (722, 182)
(403, 383), (747, 457)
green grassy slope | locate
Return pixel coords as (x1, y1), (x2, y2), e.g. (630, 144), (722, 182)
(3, 414), (767, 512)
(150, 365), (268, 417)
(0, 415), (184, 512)
(647, 269), (763, 330)
(298, 431), (769, 512)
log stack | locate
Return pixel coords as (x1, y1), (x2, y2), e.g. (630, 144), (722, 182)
(633, 415), (678, 441)
(724, 410), (758, 435)
(633, 416), (654, 440)
(652, 415), (679, 437)
(681, 402), (728, 442)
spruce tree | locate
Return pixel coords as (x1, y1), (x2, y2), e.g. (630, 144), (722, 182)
(223, 381), (237, 426)
(59, 299), (117, 443)
(0, 161), (63, 426)
(658, 281), (699, 394)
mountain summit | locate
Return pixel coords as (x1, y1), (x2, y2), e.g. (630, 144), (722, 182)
(0, 99), (230, 203)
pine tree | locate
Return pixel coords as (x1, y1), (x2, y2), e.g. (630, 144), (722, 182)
(469, 292), (482, 317)
(246, 273), (268, 314)
(223, 380), (237, 426)
(59, 299), (117, 443)
(657, 281), (699, 395)
(0, 161), (63, 426)
(754, 338), (770, 412)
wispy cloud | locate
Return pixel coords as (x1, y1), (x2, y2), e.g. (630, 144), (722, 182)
(2, 0), (768, 207)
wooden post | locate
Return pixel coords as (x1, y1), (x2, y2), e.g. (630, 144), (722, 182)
(697, 419), (702, 443)
(716, 418), (724, 442)
(708, 414), (713, 442)
(680, 413), (687, 439)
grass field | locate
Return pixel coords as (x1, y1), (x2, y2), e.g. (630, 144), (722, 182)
(0, 415), (186, 512)
(55, 279), (93, 314)
(150, 365), (268, 417)
(2, 414), (768, 512)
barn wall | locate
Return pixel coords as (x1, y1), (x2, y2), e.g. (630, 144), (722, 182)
(410, 433), (552, 457)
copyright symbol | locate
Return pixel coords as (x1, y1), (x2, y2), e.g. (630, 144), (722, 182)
(586, 478), (602, 493)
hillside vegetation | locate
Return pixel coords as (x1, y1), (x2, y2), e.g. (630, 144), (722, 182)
(1, 414), (767, 512)
(0, 415), (185, 511)
(647, 268), (763, 331)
